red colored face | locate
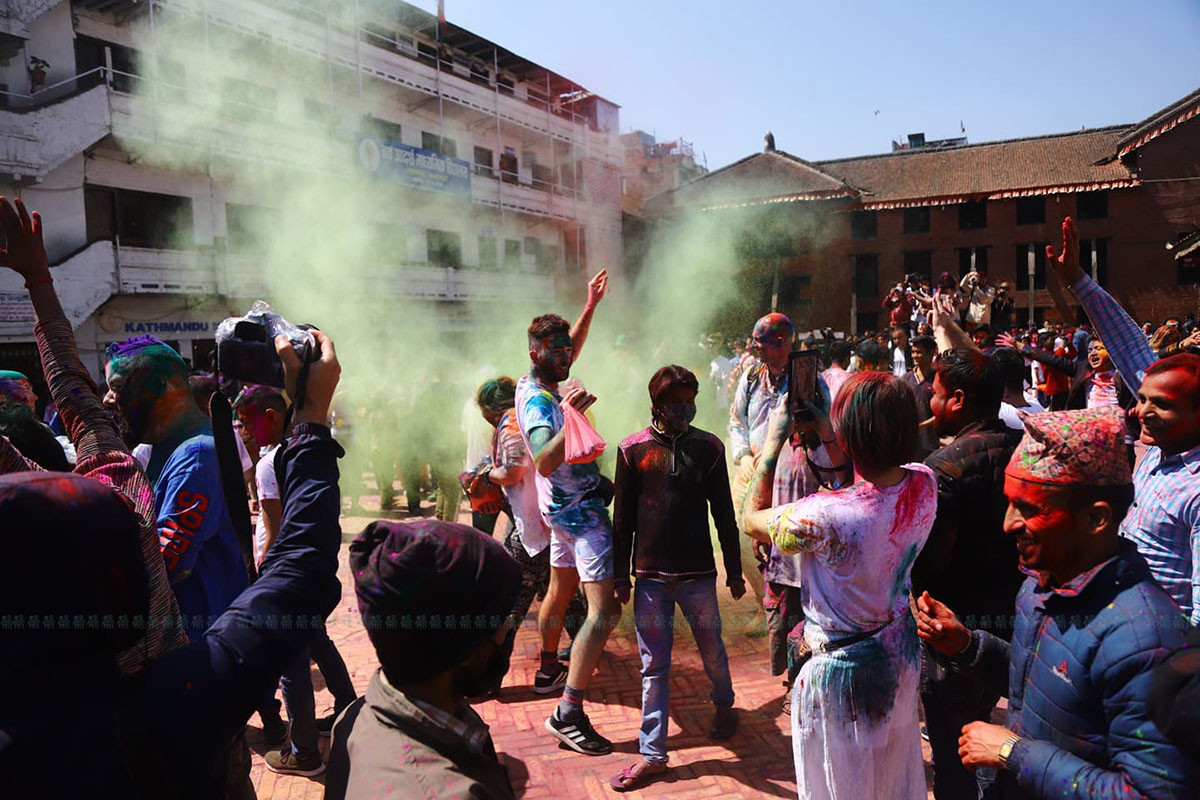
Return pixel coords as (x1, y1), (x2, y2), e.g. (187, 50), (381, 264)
(1002, 475), (1084, 576)
(1136, 369), (1200, 455)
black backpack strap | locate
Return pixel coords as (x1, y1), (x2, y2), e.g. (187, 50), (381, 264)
(208, 390), (258, 582)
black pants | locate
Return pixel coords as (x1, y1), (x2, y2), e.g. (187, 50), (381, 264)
(921, 640), (1001, 800)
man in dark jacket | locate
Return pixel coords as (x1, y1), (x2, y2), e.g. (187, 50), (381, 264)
(917, 407), (1195, 799)
(610, 365), (744, 791)
(1, 326), (345, 798)
(1151, 625), (1200, 763)
(914, 347), (1024, 799)
(325, 519), (523, 800)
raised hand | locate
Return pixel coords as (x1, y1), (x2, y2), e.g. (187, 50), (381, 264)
(914, 590), (971, 656)
(996, 332), (1020, 351)
(276, 329), (340, 426)
(1046, 216), (1084, 284)
(586, 269), (609, 308)
(0, 196), (50, 282)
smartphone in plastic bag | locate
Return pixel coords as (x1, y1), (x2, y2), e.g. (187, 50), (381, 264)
(788, 350), (820, 425)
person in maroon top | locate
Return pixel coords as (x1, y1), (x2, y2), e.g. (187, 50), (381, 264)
(610, 365), (744, 792)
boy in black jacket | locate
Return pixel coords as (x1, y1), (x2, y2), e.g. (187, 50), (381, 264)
(610, 365), (744, 792)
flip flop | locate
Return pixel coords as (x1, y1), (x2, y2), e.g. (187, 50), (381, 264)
(609, 760), (669, 792)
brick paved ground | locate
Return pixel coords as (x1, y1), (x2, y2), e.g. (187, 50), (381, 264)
(246, 496), (945, 799)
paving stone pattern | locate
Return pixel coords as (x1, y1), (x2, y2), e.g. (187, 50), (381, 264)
(246, 506), (939, 799)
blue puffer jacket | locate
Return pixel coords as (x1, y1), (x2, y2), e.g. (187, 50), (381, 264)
(958, 541), (1196, 799)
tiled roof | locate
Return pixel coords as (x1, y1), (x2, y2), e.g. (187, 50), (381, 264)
(1116, 87), (1200, 157)
(643, 149), (856, 213)
(815, 127), (1136, 210)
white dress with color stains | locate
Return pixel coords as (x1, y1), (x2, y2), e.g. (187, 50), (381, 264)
(767, 463), (937, 800)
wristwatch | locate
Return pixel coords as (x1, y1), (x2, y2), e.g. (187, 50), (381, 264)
(998, 735), (1021, 769)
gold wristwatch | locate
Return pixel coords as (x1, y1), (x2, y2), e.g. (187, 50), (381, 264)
(998, 735), (1021, 769)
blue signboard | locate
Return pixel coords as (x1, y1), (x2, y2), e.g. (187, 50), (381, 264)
(355, 134), (471, 198)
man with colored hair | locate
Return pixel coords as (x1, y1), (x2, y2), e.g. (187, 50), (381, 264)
(0, 369), (37, 411)
(1046, 216), (1200, 624)
(515, 272), (619, 755)
(917, 407), (1195, 799)
(104, 336), (247, 644)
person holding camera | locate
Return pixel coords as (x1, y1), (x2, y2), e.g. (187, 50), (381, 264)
(0, 196), (348, 797)
(960, 268), (996, 330)
(740, 372), (937, 800)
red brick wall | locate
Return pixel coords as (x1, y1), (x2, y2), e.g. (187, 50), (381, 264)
(775, 186), (1191, 333)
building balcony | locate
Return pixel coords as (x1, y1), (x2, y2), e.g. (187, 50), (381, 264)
(0, 78), (112, 177)
(163, 0), (621, 164)
(114, 244), (553, 303)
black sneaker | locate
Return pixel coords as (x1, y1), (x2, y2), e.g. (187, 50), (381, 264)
(533, 662), (568, 695)
(316, 714), (336, 738)
(264, 748), (325, 777)
(545, 708), (613, 755)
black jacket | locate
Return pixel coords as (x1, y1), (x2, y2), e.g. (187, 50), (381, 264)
(913, 418), (1023, 637)
(613, 425), (741, 588)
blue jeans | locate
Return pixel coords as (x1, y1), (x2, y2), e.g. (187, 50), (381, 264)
(634, 577), (735, 761)
(280, 626), (358, 756)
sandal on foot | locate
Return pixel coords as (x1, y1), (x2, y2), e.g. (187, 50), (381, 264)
(610, 759), (668, 792)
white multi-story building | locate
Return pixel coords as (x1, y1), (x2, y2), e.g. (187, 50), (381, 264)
(0, 0), (622, 380)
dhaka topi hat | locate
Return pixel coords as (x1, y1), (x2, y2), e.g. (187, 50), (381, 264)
(350, 519), (521, 684)
(1005, 407), (1131, 487)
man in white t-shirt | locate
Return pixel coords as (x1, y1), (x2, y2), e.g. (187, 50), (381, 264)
(234, 384), (357, 776)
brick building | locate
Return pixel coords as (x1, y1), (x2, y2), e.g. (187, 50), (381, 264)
(644, 88), (1200, 334)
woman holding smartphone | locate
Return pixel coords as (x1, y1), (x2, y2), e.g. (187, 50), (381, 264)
(740, 372), (935, 800)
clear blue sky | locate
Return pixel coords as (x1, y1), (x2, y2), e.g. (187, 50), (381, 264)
(421, 0), (1200, 169)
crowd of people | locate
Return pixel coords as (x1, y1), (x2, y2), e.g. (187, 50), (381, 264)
(1, 196), (1199, 800)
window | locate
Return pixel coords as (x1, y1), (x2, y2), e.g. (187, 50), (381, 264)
(367, 223), (406, 264)
(362, 115), (402, 143)
(531, 163), (553, 192)
(85, 186), (193, 249)
(1179, 256), (1200, 287)
(902, 207), (930, 235)
(478, 235), (497, 269)
(473, 146), (494, 177)
(1014, 243), (1048, 290)
(853, 254), (879, 297)
(850, 210), (877, 240)
(957, 246), (989, 277)
(226, 203), (279, 252)
(305, 98), (338, 126)
(778, 274), (812, 307)
(1080, 238), (1108, 286)
(421, 131), (457, 158)
(958, 199), (987, 230)
(902, 250), (933, 277)
(856, 312), (880, 334)
(503, 238), (521, 268)
(1016, 197), (1045, 225)
(220, 78), (276, 122)
(499, 151), (518, 184)
(426, 229), (461, 268)
(1077, 191), (1108, 220)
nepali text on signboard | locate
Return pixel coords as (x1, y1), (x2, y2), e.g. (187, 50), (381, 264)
(355, 135), (471, 198)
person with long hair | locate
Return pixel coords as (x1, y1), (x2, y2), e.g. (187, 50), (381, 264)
(741, 372), (936, 800)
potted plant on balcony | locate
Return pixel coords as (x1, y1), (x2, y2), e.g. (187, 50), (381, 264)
(29, 57), (50, 88)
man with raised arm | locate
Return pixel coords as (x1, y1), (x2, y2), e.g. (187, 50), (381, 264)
(1047, 216), (1200, 624)
(513, 272), (621, 756)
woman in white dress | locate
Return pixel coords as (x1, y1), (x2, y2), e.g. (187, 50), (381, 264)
(741, 371), (936, 800)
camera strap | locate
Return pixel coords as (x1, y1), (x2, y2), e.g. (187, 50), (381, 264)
(209, 390), (258, 583)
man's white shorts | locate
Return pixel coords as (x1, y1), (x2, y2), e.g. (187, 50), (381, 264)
(548, 516), (613, 583)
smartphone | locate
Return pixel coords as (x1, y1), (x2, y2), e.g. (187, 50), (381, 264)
(788, 350), (820, 424)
